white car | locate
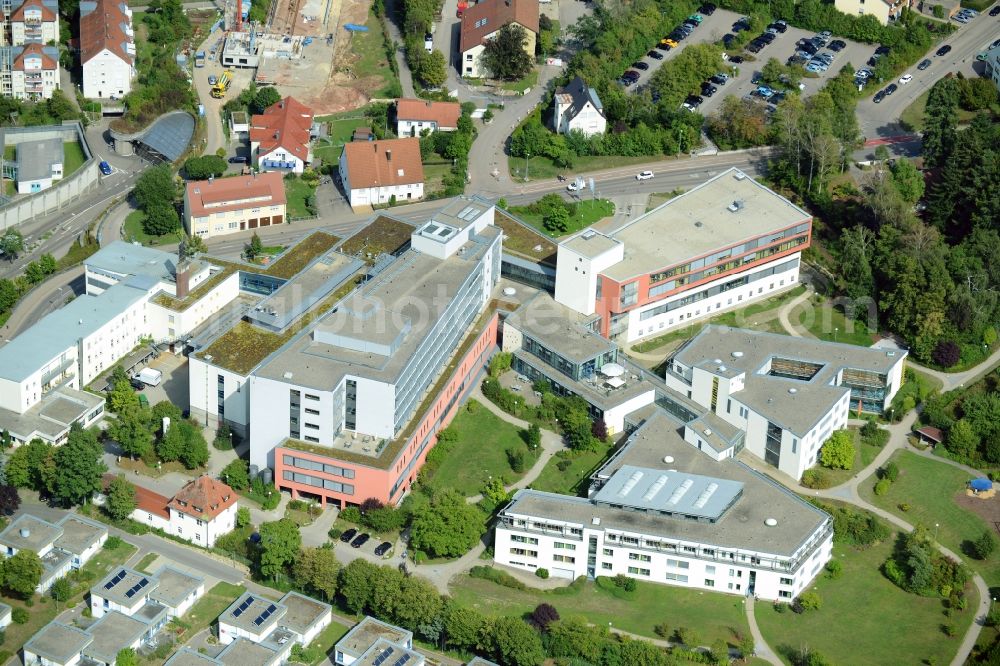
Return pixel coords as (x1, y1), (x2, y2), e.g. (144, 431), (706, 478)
(899, 74), (913, 85)
(636, 171), (654, 181)
(567, 181), (582, 192)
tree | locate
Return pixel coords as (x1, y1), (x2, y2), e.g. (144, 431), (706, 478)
(530, 603), (559, 630)
(38, 254), (57, 275)
(184, 232), (207, 256)
(143, 202), (180, 236)
(50, 426), (106, 506)
(444, 603), (487, 651)
(0, 550), (42, 598)
(591, 418), (608, 442)
(394, 576), (444, 634)
(221, 458), (250, 490)
(252, 87), (282, 114)
(134, 164), (175, 212)
(524, 423), (541, 450)
(5, 439), (52, 490)
(293, 546), (339, 601)
(946, 419), (979, 459)
(183, 155), (227, 180)
(0, 485), (19, 515)
(257, 518), (301, 579)
(116, 649), (138, 666)
(890, 158), (925, 204)
(922, 78), (958, 169)
(415, 49), (447, 87)
(972, 530), (996, 560)
(25, 261), (46, 284)
(932, 340), (960, 368)
(108, 402), (153, 459)
(50, 577), (72, 603)
(486, 616), (545, 666)
(480, 23), (533, 81)
(106, 475), (137, 521)
(739, 633), (755, 660)
(0, 279), (18, 312)
(819, 430), (855, 470)
(245, 233), (264, 260)
(178, 424), (209, 469)
(338, 559), (380, 613)
(0, 229), (24, 260)
(560, 399), (596, 451)
(410, 488), (486, 558)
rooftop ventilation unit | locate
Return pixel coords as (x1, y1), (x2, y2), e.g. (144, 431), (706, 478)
(663, 455), (674, 464)
(591, 516), (601, 525)
(727, 200), (745, 213)
(703, 428), (712, 436)
(731, 351), (744, 358)
(734, 170), (747, 180)
(582, 230), (597, 239)
(788, 388), (797, 394)
(764, 518), (778, 527)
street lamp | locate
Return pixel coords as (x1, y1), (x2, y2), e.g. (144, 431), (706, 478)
(525, 152), (530, 183)
(935, 522), (940, 543)
(834, 327), (839, 342)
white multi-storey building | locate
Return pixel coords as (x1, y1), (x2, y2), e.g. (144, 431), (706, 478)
(1, 43), (60, 101)
(4, 0), (60, 46)
(79, 0), (136, 100)
(662, 326), (907, 479)
(495, 410), (834, 601)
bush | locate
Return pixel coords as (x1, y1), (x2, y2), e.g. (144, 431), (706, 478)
(933, 341), (961, 368)
(339, 506), (362, 523)
(899, 502), (911, 512)
(530, 602), (559, 629)
(327, 527), (342, 541)
(801, 469), (829, 489)
(507, 446), (527, 473)
(874, 478), (892, 496)
(825, 560), (843, 580)
(881, 461), (900, 482)
(535, 567), (549, 579)
(105, 535), (124, 550)
(469, 565), (527, 590)
(612, 574), (637, 592)
(972, 530), (997, 560)
(797, 591), (822, 611)
(11, 608), (28, 624)
(942, 622), (957, 637)
(654, 622), (671, 638)
(773, 601), (788, 613)
(674, 626), (698, 647)
(932, 4), (944, 17)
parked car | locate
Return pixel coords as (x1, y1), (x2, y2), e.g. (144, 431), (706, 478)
(730, 55), (745, 63)
(875, 45), (891, 56)
(977, 51), (989, 61)
(374, 541), (393, 557)
(733, 18), (750, 32)
(747, 41), (764, 53)
(636, 170), (654, 181)
(917, 58), (932, 70)
(632, 61), (649, 70)
(805, 62), (826, 73)
(99, 160), (113, 175)
(768, 21), (788, 33)
(898, 74), (913, 84)
(661, 38), (679, 48)
(567, 180), (583, 192)
(828, 39), (846, 51)
(424, 33), (433, 52)
(340, 528), (358, 542)
(350, 533), (371, 548)
(874, 90), (886, 103)
(990, 4), (1000, 16)
(228, 156), (247, 163)
(208, 75), (218, 85)
(722, 33), (737, 46)
(884, 83), (898, 95)
(953, 14), (970, 23)
(710, 73), (729, 85)
(760, 32), (776, 43)
(756, 86), (775, 98)
(799, 42), (819, 55)
(698, 3), (716, 14)
(129, 377), (145, 390)
(936, 44), (952, 56)
(647, 49), (664, 59)
(687, 14), (704, 24)
(683, 95), (703, 109)
(701, 83), (718, 96)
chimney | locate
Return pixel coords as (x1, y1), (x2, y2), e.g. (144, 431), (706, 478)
(176, 262), (191, 299)
(386, 149), (392, 161)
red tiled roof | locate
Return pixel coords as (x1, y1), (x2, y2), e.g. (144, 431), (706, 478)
(185, 171), (286, 218)
(168, 475), (237, 520)
(10, 1), (56, 22)
(250, 96), (313, 162)
(396, 99), (461, 129)
(102, 473), (169, 520)
(13, 43), (57, 71)
(80, 0), (133, 66)
(341, 138), (424, 189)
(916, 426), (944, 443)
(459, 0), (539, 54)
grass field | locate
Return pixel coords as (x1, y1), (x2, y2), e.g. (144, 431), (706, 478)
(122, 209), (181, 246)
(509, 198), (615, 238)
(790, 295), (876, 347)
(500, 70), (539, 92)
(170, 581), (244, 641)
(424, 161), (453, 194)
(135, 552), (158, 573)
(63, 141), (87, 178)
(530, 441), (614, 496)
(313, 117), (369, 166)
(509, 154), (663, 182)
(424, 400), (537, 497)
(284, 176), (317, 219)
(304, 620), (351, 664)
(350, 10), (400, 98)
(858, 450), (1000, 585)
(451, 573), (749, 645)
(756, 539), (976, 666)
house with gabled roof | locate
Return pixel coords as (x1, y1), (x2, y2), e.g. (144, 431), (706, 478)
(5, 0), (59, 46)
(79, 0), (136, 100)
(552, 76), (606, 137)
(250, 96), (314, 174)
(338, 137), (424, 210)
(458, 0), (539, 79)
(395, 98), (461, 136)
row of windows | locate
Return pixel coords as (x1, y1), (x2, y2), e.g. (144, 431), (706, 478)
(511, 535), (538, 545)
(553, 554), (575, 563)
(282, 455), (355, 479)
(554, 542), (576, 551)
(281, 470), (355, 494)
(511, 548), (537, 557)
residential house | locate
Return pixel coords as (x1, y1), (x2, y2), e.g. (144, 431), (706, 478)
(338, 138), (424, 209)
(395, 98), (461, 136)
(552, 76), (606, 137)
(833, 0), (908, 25)
(250, 96), (314, 174)
(2, 43), (60, 100)
(459, 0), (539, 78)
(4, 0), (59, 46)
(183, 172), (287, 238)
(0, 514), (108, 592)
(114, 475), (238, 547)
(79, 0), (136, 100)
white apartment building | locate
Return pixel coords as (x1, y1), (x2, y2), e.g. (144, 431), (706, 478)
(663, 326), (907, 480)
(2, 44), (60, 101)
(495, 410), (834, 601)
(218, 590), (332, 657)
(552, 76), (606, 137)
(335, 617), (416, 666)
(183, 172), (287, 238)
(90, 565), (204, 620)
(395, 98), (461, 136)
(553, 169), (812, 343)
(0, 514), (108, 592)
(79, 0), (136, 100)
(339, 138), (424, 210)
(4, 0), (60, 46)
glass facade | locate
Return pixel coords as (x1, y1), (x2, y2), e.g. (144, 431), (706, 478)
(522, 335), (616, 382)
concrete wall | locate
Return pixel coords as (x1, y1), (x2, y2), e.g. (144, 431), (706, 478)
(0, 122), (99, 230)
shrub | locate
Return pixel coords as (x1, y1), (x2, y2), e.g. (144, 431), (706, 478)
(327, 527), (342, 541)
(874, 478), (892, 496)
(899, 503), (911, 512)
(507, 446), (527, 473)
(469, 565), (527, 590)
(773, 601), (788, 613)
(530, 602), (559, 629)
(932, 4), (944, 18)
(339, 507), (362, 523)
(790, 598), (805, 614)
(654, 622), (671, 638)
(104, 535), (124, 550)
(972, 530), (997, 560)
(535, 568), (549, 579)
(612, 574), (637, 592)
(801, 469), (828, 489)
(942, 622), (957, 637)
(797, 591), (822, 611)
(11, 608), (28, 624)
(933, 341), (961, 368)
(674, 626), (698, 647)
(825, 560), (843, 580)
(881, 461), (900, 482)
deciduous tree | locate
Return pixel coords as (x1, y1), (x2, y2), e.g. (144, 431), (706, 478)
(481, 24), (533, 81)
(106, 475), (137, 521)
(410, 488), (486, 558)
(1, 550), (42, 598)
(221, 458), (250, 490)
(257, 518), (301, 580)
(819, 430), (855, 470)
(108, 402), (153, 459)
(51, 426), (106, 506)
(293, 546), (339, 601)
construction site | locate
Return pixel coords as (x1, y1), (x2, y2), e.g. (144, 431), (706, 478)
(218, 0), (394, 114)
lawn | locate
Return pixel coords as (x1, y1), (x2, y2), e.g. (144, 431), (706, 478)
(284, 176), (317, 219)
(858, 450), (1000, 585)
(509, 154), (665, 182)
(312, 118), (369, 166)
(169, 581), (244, 641)
(802, 428), (884, 488)
(349, 9), (400, 98)
(509, 198), (615, 238)
(123, 210), (181, 247)
(494, 210), (557, 266)
(790, 295), (876, 347)
(632, 286), (807, 353)
(63, 141), (87, 178)
(423, 161), (453, 195)
(423, 400), (538, 497)
(756, 538), (975, 666)
(303, 620), (351, 665)
(645, 189), (686, 212)
(135, 552), (158, 573)
(530, 441), (614, 496)
(450, 573), (749, 645)
(500, 69), (539, 92)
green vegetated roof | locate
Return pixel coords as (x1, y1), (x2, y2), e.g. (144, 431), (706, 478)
(494, 210), (557, 267)
(338, 216), (415, 262)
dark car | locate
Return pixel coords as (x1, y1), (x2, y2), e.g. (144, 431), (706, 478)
(759, 32), (776, 43)
(828, 39), (846, 51)
(867, 56), (880, 67)
(701, 83), (718, 97)
(730, 55), (745, 63)
(918, 58), (932, 70)
(632, 61), (649, 70)
(669, 30), (686, 41)
(884, 83), (898, 95)
(129, 377), (145, 390)
(648, 49), (664, 59)
(685, 95), (704, 107)
(722, 33), (737, 46)
(699, 3), (716, 14)
(340, 528), (358, 543)
(936, 44), (952, 57)
(710, 73), (728, 85)
(991, 5), (1000, 16)
(768, 21), (788, 33)
(683, 19), (699, 29)
(733, 18), (751, 31)
(374, 541), (393, 557)
(873, 90), (886, 103)
(875, 45), (891, 55)
(800, 42), (819, 55)
(228, 156), (247, 164)
(657, 42), (672, 50)
(350, 533), (371, 548)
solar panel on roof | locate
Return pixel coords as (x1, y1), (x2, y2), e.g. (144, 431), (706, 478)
(373, 647), (394, 666)
(104, 570), (126, 590)
(391, 655), (411, 666)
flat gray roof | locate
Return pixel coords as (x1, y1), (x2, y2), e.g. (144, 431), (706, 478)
(94, 568), (156, 607)
(601, 168), (811, 281)
(86, 240), (177, 282)
(512, 350), (653, 412)
(81, 611), (148, 664)
(424, 195), (494, 231)
(217, 638), (281, 666)
(561, 230), (621, 260)
(505, 291), (613, 364)
(336, 617), (411, 659)
(278, 591), (331, 637)
(55, 514), (107, 556)
(686, 411), (743, 454)
(255, 226), (501, 392)
(0, 514), (62, 553)
(40, 548), (73, 585)
(219, 592), (286, 635)
(671, 325), (906, 434)
(0, 282), (148, 382)
(591, 464), (744, 521)
(165, 647), (223, 666)
(246, 252), (362, 330)
(24, 622), (92, 663)
(353, 638), (424, 666)
(150, 566), (203, 609)
(16, 138), (62, 183)
(504, 411), (829, 558)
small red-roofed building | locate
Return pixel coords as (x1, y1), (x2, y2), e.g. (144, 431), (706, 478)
(250, 96), (314, 175)
(338, 137), (424, 210)
(395, 98), (461, 136)
(184, 171), (287, 239)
